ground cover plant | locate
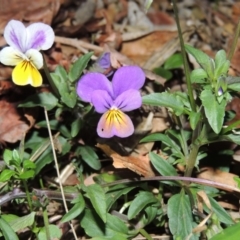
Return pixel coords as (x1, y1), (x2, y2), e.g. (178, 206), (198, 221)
(0, 0), (240, 239)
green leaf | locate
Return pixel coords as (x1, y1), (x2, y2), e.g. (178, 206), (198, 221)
(87, 184), (107, 223)
(61, 91), (77, 108)
(71, 118), (83, 137)
(153, 67), (172, 80)
(78, 146), (101, 170)
(23, 160), (36, 170)
(228, 83), (240, 92)
(200, 89), (226, 134)
(226, 76), (240, 84)
(185, 44), (214, 79)
(190, 68), (208, 83)
(168, 191), (195, 240)
(3, 149), (12, 165)
(0, 218), (18, 240)
(61, 195), (85, 223)
(128, 191), (158, 220)
(149, 152), (178, 177)
(81, 209), (105, 237)
(189, 111), (201, 130)
(164, 53), (183, 70)
(208, 196), (234, 225)
(19, 170), (35, 179)
(69, 52), (93, 82)
(7, 212), (35, 234)
(38, 225), (62, 240)
(106, 214), (128, 235)
(210, 221), (240, 240)
(19, 92), (58, 111)
(220, 133), (240, 145)
(142, 92), (185, 116)
(214, 50), (230, 78)
(0, 169), (15, 182)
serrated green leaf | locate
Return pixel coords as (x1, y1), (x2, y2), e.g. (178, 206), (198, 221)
(69, 52), (93, 82)
(185, 44), (214, 78)
(128, 191), (158, 220)
(0, 218), (18, 240)
(87, 184), (107, 223)
(190, 68), (208, 83)
(164, 53), (183, 70)
(50, 72), (69, 99)
(38, 224), (62, 240)
(200, 89), (226, 134)
(0, 169), (15, 182)
(168, 191), (195, 240)
(78, 146), (101, 170)
(19, 92), (58, 111)
(149, 152), (178, 177)
(210, 221), (240, 240)
(142, 92), (185, 116)
(61, 200), (85, 223)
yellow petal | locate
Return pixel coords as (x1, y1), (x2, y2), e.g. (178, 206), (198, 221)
(12, 60), (42, 87)
(97, 109), (134, 138)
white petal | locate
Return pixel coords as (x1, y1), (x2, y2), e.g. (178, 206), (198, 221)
(0, 47), (24, 66)
(25, 49), (43, 69)
(4, 20), (27, 52)
(26, 23), (55, 51)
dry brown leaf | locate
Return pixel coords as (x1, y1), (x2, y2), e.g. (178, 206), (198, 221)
(97, 143), (155, 177)
(121, 31), (177, 66)
(197, 167), (238, 189)
(0, 0), (61, 30)
(0, 100), (33, 143)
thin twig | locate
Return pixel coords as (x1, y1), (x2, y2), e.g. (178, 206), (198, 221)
(44, 108), (78, 240)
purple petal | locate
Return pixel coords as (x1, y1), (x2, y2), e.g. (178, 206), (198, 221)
(96, 52), (111, 69)
(112, 66), (145, 98)
(97, 110), (134, 138)
(76, 72), (113, 102)
(4, 20), (26, 52)
(91, 90), (113, 113)
(26, 23), (55, 50)
(114, 89), (142, 112)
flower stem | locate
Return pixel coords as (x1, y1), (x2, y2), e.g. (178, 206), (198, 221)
(23, 180), (33, 211)
(227, 17), (240, 61)
(172, 0), (196, 112)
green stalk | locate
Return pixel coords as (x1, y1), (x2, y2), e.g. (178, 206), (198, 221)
(172, 0), (196, 112)
(184, 143), (199, 177)
(23, 180), (33, 211)
(227, 17), (240, 61)
(139, 229), (153, 240)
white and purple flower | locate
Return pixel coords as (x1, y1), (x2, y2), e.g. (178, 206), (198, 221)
(0, 20), (55, 87)
(77, 66), (145, 138)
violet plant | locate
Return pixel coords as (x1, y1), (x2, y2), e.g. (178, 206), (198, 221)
(0, 2), (240, 239)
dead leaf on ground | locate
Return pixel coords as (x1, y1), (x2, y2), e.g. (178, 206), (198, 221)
(0, 100), (36, 143)
(197, 167), (238, 189)
(121, 31), (177, 66)
(97, 143), (155, 177)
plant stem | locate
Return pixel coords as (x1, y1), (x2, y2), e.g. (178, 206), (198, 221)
(42, 207), (51, 240)
(139, 229), (153, 240)
(43, 57), (60, 98)
(23, 180), (33, 211)
(184, 143), (200, 177)
(172, 0), (196, 112)
(227, 17), (240, 61)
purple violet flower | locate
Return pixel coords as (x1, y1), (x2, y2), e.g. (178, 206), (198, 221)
(77, 66), (145, 138)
